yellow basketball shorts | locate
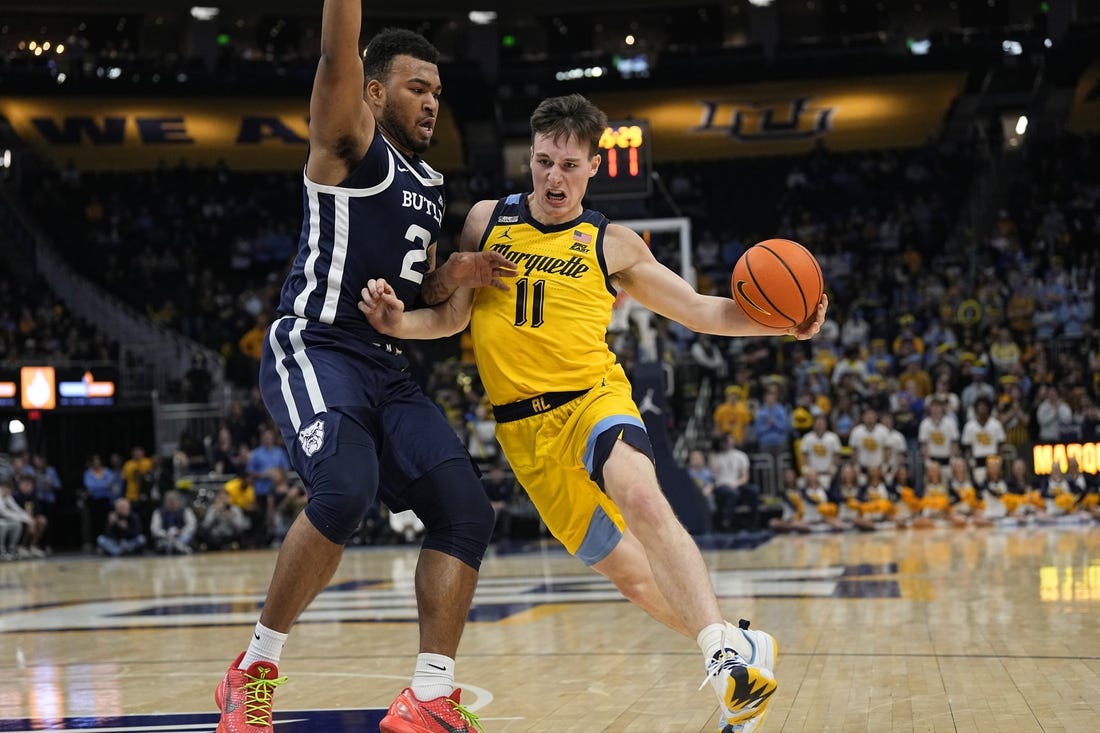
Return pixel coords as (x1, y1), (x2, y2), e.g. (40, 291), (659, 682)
(493, 364), (653, 565)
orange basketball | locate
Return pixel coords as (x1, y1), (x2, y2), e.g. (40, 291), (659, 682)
(731, 238), (824, 330)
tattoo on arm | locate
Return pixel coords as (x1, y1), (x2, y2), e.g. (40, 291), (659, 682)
(419, 266), (454, 306)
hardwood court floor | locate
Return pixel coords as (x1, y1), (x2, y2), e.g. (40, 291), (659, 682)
(1, 525), (1099, 732)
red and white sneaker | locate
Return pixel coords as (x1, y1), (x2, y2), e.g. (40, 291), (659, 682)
(214, 652), (287, 733)
(379, 687), (483, 733)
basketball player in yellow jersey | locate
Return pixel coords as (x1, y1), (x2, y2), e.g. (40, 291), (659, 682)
(360, 93), (828, 732)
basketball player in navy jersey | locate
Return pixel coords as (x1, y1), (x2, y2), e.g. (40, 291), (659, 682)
(214, 4), (516, 733)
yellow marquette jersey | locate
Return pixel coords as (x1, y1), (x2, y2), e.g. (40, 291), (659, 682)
(472, 193), (617, 405)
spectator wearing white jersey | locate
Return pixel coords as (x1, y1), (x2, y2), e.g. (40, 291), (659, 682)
(961, 397), (1006, 483)
(847, 407), (891, 474)
(799, 414), (842, 486)
(918, 397), (959, 468)
(708, 434), (761, 531)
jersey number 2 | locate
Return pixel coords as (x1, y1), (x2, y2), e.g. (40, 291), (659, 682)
(399, 225), (432, 284)
(513, 277), (546, 328)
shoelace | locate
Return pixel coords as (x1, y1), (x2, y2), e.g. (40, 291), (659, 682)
(448, 698), (485, 733)
(243, 666), (288, 726)
(698, 648), (747, 692)
(699, 624), (747, 693)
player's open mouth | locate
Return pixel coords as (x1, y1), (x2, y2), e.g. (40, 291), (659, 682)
(418, 119), (434, 136)
(546, 190), (566, 202)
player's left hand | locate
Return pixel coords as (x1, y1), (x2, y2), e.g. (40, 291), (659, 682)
(787, 293), (829, 340)
(358, 278), (405, 334)
(443, 251), (518, 291)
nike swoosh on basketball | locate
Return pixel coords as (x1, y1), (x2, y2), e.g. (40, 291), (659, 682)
(735, 280), (772, 316)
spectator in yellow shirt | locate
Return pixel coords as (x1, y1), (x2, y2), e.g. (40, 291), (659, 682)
(121, 446), (154, 502)
(713, 385), (752, 444)
(238, 313), (270, 363)
(224, 475), (257, 513)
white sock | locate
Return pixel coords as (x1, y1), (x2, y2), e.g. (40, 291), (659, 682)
(697, 621), (753, 663)
(240, 622), (289, 669)
(410, 653), (455, 701)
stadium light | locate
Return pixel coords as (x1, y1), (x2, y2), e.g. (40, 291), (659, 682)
(7, 419), (27, 453)
(1002, 40), (1023, 56)
(555, 66), (607, 81)
(907, 38), (931, 55)
(1015, 115), (1028, 135)
(468, 11), (497, 25)
(190, 6), (220, 21)
(748, 0), (775, 6)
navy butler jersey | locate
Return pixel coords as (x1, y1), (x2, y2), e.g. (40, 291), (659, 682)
(277, 128), (446, 340)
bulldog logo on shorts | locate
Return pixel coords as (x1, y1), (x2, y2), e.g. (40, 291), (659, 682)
(298, 418), (325, 457)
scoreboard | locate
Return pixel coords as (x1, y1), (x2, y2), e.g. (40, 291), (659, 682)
(587, 119), (652, 200)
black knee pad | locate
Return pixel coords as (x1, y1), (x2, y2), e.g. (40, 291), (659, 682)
(403, 458), (494, 570)
(302, 414), (380, 544)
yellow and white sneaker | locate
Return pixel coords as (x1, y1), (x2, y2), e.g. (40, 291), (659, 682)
(710, 619), (778, 732)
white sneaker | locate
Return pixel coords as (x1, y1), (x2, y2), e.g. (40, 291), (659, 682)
(714, 620), (778, 733)
(29, 547), (46, 558)
(15, 547), (31, 559)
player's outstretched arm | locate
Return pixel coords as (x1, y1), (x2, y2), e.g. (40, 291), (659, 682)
(358, 278), (468, 339)
(358, 200), (505, 338)
(306, 0), (373, 185)
(419, 200), (518, 305)
(606, 223), (828, 340)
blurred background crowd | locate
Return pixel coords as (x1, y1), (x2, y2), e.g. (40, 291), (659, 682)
(0, 0), (1098, 558)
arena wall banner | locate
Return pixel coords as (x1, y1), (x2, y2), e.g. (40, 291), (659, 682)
(1033, 442), (1100, 475)
(0, 97), (463, 171)
(589, 73), (966, 160)
(1069, 61), (1100, 133)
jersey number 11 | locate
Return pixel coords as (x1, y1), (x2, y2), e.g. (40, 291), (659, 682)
(514, 278), (546, 328)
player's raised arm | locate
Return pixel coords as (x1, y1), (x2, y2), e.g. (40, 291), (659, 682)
(307, 0), (373, 185)
(605, 223), (827, 340)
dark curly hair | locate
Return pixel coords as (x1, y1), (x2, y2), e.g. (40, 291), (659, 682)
(362, 28), (439, 84)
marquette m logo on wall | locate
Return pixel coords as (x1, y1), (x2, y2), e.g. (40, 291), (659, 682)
(695, 97), (835, 141)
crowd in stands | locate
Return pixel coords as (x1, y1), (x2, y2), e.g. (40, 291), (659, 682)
(4, 124), (1099, 555)
(0, 452), (60, 560)
(683, 134), (1100, 533)
(0, 267), (119, 367)
(22, 163), (300, 391)
(3, 375), (519, 557)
